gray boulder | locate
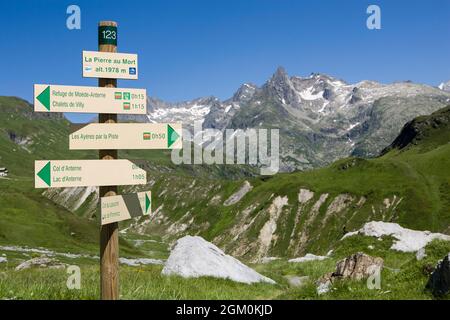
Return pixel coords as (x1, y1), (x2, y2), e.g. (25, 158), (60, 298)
(284, 275), (309, 288)
(289, 253), (328, 263)
(15, 256), (66, 271)
(162, 236), (275, 284)
(426, 253), (450, 297)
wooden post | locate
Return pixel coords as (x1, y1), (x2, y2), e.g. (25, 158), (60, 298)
(99, 20), (119, 300)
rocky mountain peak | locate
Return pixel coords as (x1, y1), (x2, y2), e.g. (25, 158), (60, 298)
(231, 83), (257, 103)
(268, 66), (290, 86)
(263, 66), (298, 104)
(195, 96), (220, 106)
(438, 81), (450, 92)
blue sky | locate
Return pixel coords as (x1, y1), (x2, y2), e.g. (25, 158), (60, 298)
(0, 0), (449, 122)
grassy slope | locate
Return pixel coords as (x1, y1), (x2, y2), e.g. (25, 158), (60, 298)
(204, 144), (449, 256)
(0, 97), (97, 253)
(0, 179), (98, 253)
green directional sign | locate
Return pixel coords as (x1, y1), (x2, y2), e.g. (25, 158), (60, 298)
(145, 193), (151, 213)
(35, 160), (146, 188)
(37, 161), (51, 186)
(69, 123), (182, 150)
(168, 124), (180, 148)
(36, 86), (50, 111)
(101, 191), (151, 225)
(34, 84), (146, 114)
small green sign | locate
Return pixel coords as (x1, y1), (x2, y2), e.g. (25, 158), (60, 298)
(98, 26), (117, 46)
(168, 124), (180, 148)
(37, 161), (51, 187)
(145, 193), (151, 213)
(36, 86), (50, 111)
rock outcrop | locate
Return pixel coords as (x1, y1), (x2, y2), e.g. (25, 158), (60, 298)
(426, 253), (450, 297)
(317, 252), (383, 294)
(15, 256), (67, 271)
(119, 257), (164, 266)
(334, 253), (383, 280)
(289, 254), (328, 263)
(223, 181), (253, 206)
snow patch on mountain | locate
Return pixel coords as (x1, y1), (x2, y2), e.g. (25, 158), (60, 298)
(342, 221), (450, 252)
(299, 87), (324, 101)
(346, 122), (360, 131)
(438, 81), (450, 92)
(148, 104), (210, 123)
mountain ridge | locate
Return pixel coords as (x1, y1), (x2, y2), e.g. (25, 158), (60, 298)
(382, 106), (450, 154)
(6, 67), (450, 174)
(120, 67), (450, 171)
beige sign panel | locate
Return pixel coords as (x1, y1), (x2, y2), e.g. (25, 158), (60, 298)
(34, 84), (146, 114)
(82, 51), (138, 80)
(101, 191), (151, 225)
(35, 160), (146, 188)
(69, 123), (182, 150)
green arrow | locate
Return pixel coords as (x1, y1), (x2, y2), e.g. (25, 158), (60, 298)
(37, 86), (50, 111)
(167, 124), (180, 148)
(37, 161), (51, 187)
(145, 193), (151, 213)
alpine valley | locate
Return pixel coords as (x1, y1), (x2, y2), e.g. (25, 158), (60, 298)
(0, 68), (449, 300)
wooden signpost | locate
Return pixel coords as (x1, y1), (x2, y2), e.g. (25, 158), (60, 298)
(33, 20), (182, 300)
(97, 21), (120, 300)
